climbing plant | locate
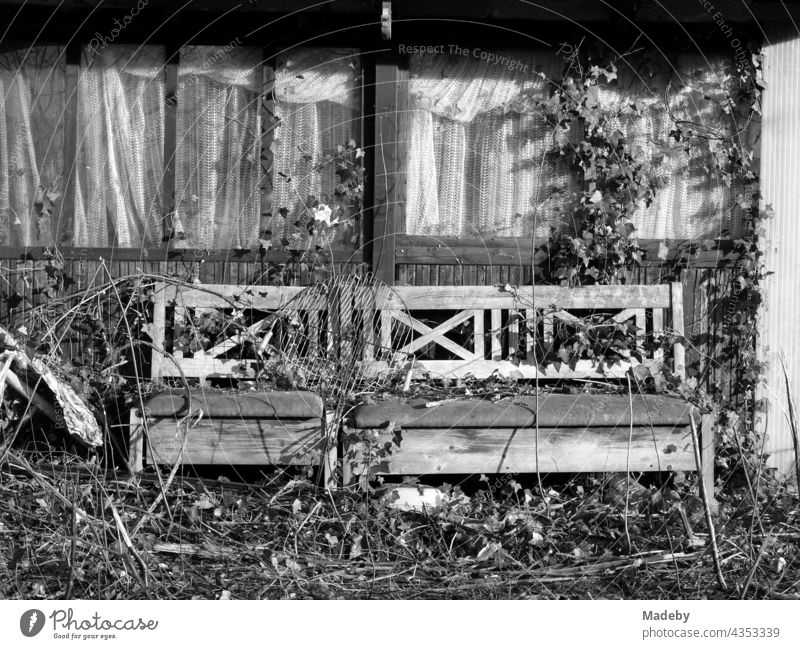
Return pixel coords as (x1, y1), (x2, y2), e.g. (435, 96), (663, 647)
(527, 40), (768, 485)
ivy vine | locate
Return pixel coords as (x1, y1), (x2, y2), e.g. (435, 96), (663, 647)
(528, 41), (768, 485)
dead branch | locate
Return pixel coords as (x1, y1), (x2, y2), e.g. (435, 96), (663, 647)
(0, 325), (102, 447)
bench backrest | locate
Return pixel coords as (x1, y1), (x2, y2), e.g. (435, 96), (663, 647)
(148, 281), (685, 383)
(373, 283), (685, 381)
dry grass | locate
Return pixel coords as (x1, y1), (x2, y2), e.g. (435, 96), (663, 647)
(0, 448), (797, 600)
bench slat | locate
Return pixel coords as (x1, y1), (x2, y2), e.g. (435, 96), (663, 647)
(167, 285), (306, 309)
(379, 285), (672, 310)
(147, 418), (324, 465)
(346, 426), (696, 475)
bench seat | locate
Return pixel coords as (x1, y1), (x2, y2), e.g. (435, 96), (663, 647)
(129, 389), (334, 486)
(350, 394), (695, 429)
(344, 394), (710, 488)
(145, 390), (324, 419)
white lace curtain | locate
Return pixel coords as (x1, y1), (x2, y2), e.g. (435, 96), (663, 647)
(75, 45), (165, 247)
(0, 47), (65, 247)
(175, 46), (262, 249)
(405, 51), (576, 237)
(269, 48), (361, 240)
(597, 54), (753, 239)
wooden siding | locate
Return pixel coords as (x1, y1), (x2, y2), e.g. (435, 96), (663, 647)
(759, 31), (800, 480)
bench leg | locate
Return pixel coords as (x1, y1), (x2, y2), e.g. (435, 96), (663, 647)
(701, 413), (717, 513)
(128, 409), (144, 474)
(323, 413), (337, 491)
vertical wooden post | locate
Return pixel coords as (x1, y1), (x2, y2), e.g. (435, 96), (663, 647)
(163, 47), (179, 239)
(128, 408), (144, 474)
(372, 60), (402, 285)
(473, 311), (485, 359)
(701, 413), (717, 513)
(490, 309), (502, 360)
(150, 283), (167, 382)
(59, 43), (80, 246)
(653, 307), (664, 362)
(508, 309), (519, 357)
(671, 282), (686, 379)
(323, 411), (337, 491)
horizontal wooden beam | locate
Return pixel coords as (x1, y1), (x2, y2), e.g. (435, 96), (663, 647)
(395, 237), (741, 268)
(165, 284), (305, 309)
(146, 417), (325, 465)
(346, 425), (696, 476)
(379, 284), (672, 310)
(0, 246), (365, 264)
(363, 358), (635, 380)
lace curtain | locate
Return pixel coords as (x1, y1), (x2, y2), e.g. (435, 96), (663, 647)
(597, 54), (753, 239)
(74, 45), (165, 247)
(269, 48), (361, 242)
(405, 52), (576, 237)
(0, 47), (65, 247)
(175, 46), (262, 249)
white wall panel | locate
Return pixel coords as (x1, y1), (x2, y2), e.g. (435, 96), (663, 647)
(759, 32), (800, 480)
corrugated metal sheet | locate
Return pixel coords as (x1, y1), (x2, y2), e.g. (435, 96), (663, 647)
(759, 34), (800, 480)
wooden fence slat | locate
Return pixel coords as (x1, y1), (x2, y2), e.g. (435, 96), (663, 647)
(380, 285), (672, 310)
(509, 309), (519, 357)
(473, 311), (485, 359)
(491, 309), (502, 360)
(653, 307), (664, 362)
(671, 282), (686, 379)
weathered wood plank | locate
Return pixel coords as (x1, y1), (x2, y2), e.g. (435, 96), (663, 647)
(473, 311), (485, 359)
(150, 284), (167, 381)
(362, 357), (643, 380)
(166, 284), (305, 309)
(379, 285), (671, 310)
(490, 309), (502, 360)
(671, 282), (686, 379)
(509, 309), (519, 357)
(346, 425), (696, 476)
(128, 409), (144, 473)
(653, 307), (665, 362)
(159, 358), (258, 379)
(146, 418), (325, 465)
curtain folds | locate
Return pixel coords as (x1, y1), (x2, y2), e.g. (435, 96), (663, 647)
(74, 45), (165, 248)
(0, 47), (65, 247)
(405, 52), (575, 237)
(269, 48), (361, 242)
(175, 45), (262, 249)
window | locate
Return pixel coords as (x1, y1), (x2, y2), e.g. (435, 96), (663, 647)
(174, 45), (262, 250)
(74, 45), (165, 248)
(0, 46), (66, 247)
(402, 50), (576, 238)
(0, 38), (753, 252)
(598, 54), (755, 240)
(399, 49), (756, 241)
(1, 43), (364, 252)
(267, 47), (363, 251)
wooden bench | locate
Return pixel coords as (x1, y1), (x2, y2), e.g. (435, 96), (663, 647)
(128, 282), (336, 488)
(128, 280), (714, 500)
(343, 283), (715, 500)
